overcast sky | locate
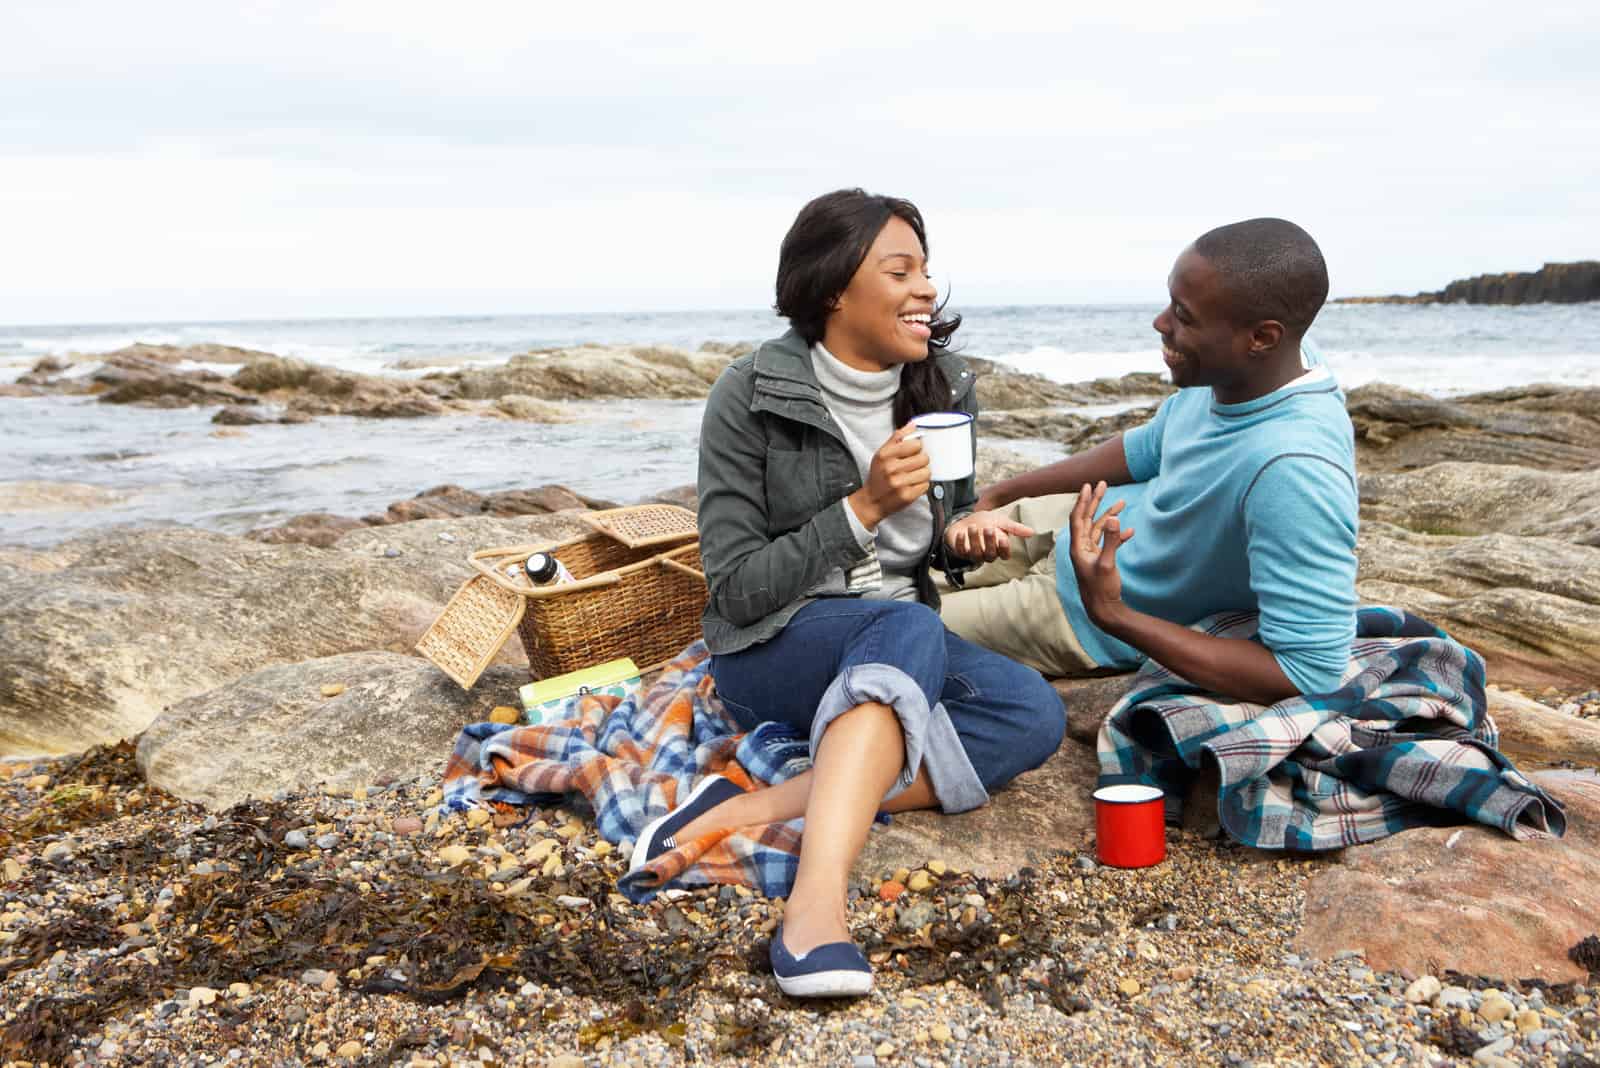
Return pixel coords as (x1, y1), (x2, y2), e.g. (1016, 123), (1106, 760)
(1, 1), (1595, 324)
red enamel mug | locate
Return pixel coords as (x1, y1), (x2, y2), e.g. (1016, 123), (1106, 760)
(1093, 784), (1166, 868)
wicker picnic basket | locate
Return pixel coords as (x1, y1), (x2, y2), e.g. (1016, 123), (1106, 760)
(416, 504), (707, 687)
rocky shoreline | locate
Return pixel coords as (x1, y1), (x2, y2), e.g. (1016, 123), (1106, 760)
(3, 342), (1600, 1065)
(1335, 261), (1600, 305)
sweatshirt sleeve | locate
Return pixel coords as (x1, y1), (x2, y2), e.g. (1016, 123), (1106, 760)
(1121, 394), (1175, 483)
(1241, 454), (1359, 697)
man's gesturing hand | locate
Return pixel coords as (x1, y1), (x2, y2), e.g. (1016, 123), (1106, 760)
(848, 422), (931, 530)
(945, 510), (1035, 563)
(1067, 481), (1134, 627)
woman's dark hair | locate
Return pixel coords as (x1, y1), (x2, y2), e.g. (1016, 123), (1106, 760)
(775, 188), (961, 424)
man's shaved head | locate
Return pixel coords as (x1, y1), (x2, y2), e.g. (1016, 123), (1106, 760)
(1192, 218), (1328, 339)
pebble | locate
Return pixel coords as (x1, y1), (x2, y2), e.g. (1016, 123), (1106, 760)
(556, 895), (591, 910)
(1404, 974), (1441, 1003)
(439, 844), (472, 867)
(875, 1041), (897, 1057)
(315, 833), (339, 850)
(300, 968), (334, 987)
(1514, 1008), (1542, 1032)
(489, 705), (521, 724)
(853, 1057), (877, 1068)
(466, 808), (492, 828)
(337, 1039), (363, 1058)
(284, 829), (309, 850)
(930, 1022), (952, 1043)
(393, 816), (423, 836)
(320, 683), (346, 697)
(1479, 992), (1514, 1022)
(188, 986), (218, 1006)
(43, 841), (71, 862)
(879, 880), (906, 902)
(1438, 985), (1474, 1009)
(1, 857), (22, 881)
(927, 859), (948, 875)
(907, 870), (934, 893)
(1118, 978), (1141, 996)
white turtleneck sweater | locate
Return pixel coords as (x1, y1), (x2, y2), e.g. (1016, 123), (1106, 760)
(810, 342), (932, 603)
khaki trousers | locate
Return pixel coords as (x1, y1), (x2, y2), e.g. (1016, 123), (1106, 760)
(938, 494), (1099, 678)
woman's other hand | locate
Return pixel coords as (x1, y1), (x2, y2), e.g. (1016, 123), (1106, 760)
(944, 510), (1034, 563)
(848, 423), (931, 529)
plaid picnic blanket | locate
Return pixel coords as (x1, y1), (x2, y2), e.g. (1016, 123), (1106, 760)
(1097, 606), (1567, 850)
(442, 641), (810, 902)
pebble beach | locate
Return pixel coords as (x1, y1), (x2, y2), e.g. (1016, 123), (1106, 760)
(4, 717), (1598, 1068)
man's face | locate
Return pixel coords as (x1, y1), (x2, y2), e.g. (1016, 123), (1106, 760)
(1151, 248), (1255, 393)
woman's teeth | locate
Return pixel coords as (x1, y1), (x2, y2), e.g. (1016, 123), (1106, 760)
(899, 313), (930, 324)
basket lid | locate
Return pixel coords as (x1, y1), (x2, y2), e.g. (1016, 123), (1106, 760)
(577, 503), (698, 548)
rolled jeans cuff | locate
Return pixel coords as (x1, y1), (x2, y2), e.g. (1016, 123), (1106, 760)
(811, 663), (990, 815)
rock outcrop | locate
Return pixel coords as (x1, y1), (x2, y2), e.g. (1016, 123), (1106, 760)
(1297, 769), (1600, 981)
(245, 483), (614, 546)
(1337, 260), (1600, 305)
(0, 516), (587, 756)
(1360, 463), (1600, 545)
(1356, 524), (1600, 688)
(136, 652), (529, 809)
(1349, 383), (1600, 473)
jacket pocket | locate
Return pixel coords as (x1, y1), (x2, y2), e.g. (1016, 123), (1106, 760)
(764, 445), (822, 533)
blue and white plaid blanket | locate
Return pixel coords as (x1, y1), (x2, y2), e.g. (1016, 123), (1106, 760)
(1097, 606), (1567, 850)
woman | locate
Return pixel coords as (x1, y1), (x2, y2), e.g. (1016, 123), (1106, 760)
(630, 189), (1067, 998)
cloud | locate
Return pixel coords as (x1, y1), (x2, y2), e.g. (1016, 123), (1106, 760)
(0, 1), (1595, 321)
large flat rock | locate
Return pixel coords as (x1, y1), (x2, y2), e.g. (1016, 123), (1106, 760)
(1297, 769), (1600, 982)
(0, 515), (584, 756)
(138, 652), (526, 808)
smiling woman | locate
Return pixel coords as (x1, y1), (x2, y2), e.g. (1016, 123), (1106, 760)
(641, 189), (1067, 999)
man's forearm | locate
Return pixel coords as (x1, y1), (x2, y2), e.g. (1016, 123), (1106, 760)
(979, 434), (1134, 509)
(1096, 603), (1300, 706)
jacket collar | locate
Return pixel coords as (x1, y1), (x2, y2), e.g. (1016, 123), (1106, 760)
(752, 327), (971, 395)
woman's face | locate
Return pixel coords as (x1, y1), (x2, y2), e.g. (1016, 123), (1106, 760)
(822, 215), (939, 372)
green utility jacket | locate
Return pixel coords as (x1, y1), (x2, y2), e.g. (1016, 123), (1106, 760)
(696, 328), (979, 654)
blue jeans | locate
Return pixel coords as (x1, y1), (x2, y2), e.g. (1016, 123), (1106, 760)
(710, 598), (1067, 813)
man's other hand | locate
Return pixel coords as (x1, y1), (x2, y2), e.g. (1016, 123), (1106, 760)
(1068, 481), (1135, 626)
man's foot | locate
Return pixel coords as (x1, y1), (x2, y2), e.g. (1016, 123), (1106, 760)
(627, 775), (745, 875)
(769, 923), (873, 998)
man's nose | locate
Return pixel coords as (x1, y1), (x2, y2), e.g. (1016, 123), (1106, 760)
(1152, 307), (1171, 334)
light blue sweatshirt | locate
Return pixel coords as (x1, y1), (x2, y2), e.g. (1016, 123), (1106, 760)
(1054, 348), (1359, 696)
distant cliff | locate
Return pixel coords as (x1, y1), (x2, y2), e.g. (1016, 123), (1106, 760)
(1338, 261), (1600, 305)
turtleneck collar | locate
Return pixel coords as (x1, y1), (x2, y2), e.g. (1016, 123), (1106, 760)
(810, 341), (901, 407)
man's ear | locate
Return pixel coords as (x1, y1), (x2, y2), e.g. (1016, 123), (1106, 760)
(1249, 319), (1285, 356)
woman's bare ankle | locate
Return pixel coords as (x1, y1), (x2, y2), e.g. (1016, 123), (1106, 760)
(780, 896), (851, 956)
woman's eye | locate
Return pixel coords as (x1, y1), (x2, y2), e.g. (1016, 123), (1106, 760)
(890, 271), (908, 279)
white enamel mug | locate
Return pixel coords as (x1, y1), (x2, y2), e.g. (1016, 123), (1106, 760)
(906, 411), (975, 482)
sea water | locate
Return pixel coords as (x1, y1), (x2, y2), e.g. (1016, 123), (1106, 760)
(2, 302), (1597, 547)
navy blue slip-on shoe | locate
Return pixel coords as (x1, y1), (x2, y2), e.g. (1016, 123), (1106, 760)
(769, 924), (874, 998)
(627, 774), (744, 876)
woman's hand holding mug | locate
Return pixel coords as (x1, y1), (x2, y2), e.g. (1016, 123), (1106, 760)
(848, 423), (930, 530)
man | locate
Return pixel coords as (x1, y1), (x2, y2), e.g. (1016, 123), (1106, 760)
(941, 218), (1357, 704)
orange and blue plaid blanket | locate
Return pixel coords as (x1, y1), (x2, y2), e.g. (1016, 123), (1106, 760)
(442, 642), (810, 902)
